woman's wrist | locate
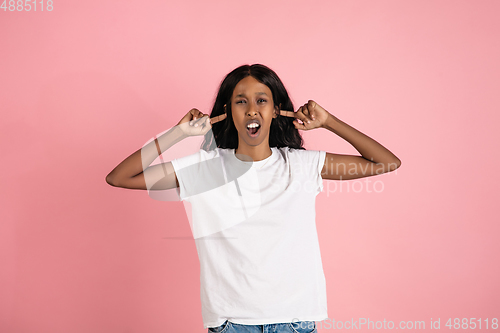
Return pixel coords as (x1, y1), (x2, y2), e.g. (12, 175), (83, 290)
(156, 124), (188, 153)
(321, 113), (342, 131)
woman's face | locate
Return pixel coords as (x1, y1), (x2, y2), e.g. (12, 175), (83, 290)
(230, 76), (278, 150)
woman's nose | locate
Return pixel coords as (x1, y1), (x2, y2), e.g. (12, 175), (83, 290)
(247, 104), (258, 116)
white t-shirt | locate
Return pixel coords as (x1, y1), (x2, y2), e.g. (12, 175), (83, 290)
(171, 146), (328, 328)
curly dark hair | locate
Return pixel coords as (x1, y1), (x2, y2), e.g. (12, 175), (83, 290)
(201, 64), (304, 151)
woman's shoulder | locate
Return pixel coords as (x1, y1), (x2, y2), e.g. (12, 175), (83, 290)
(281, 146), (323, 154)
(212, 147), (233, 156)
(274, 146), (306, 163)
(173, 147), (222, 165)
(277, 146), (325, 166)
(276, 146), (308, 156)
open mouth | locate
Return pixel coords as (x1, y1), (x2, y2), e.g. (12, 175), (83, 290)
(246, 122), (261, 137)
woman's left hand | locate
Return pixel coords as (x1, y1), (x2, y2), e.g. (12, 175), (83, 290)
(292, 100), (330, 130)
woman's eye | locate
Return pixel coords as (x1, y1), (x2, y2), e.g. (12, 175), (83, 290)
(258, 99), (267, 103)
(236, 100), (245, 104)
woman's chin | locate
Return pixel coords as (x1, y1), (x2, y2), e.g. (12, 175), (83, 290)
(239, 132), (269, 147)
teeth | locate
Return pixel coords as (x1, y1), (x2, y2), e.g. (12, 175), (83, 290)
(247, 123), (260, 129)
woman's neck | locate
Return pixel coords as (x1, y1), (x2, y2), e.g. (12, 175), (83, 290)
(235, 144), (273, 162)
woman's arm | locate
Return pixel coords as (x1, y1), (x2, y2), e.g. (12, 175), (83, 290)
(106, 109), (213, 190)
(105, 125), (185, 190)
(320, 113), (401, 180)
(292, 100), (401, 180)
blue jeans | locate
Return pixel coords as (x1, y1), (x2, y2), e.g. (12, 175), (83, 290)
(207, 320), (317, 333)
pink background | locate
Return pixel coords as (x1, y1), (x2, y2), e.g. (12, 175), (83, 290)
(1, 0), (499, 332)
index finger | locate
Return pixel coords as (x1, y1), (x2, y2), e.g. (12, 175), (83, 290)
(280, 110), (296, 118)
(210, 113), (227, 125)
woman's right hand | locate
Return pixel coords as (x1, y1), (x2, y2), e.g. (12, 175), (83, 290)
(176, 108), (212, 137)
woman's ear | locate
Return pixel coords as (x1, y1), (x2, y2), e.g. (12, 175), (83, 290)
(273, 103), (281, 118)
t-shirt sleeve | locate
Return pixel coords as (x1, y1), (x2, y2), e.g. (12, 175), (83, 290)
(294, 149), (327, 195)
(170, 150), (199, 201)
(170, 148), (221, 201)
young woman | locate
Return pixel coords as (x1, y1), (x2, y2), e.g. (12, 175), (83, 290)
(106, 64), (401, 333)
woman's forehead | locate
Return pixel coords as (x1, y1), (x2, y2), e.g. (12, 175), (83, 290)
(232, 76), (272, 97)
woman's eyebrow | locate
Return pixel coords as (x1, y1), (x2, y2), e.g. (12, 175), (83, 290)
(235, 92), (268, 98)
